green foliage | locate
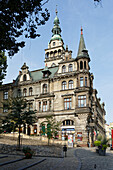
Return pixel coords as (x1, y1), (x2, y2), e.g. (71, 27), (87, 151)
(2, 96), (37, 132)
(94, 140), (101, 146)
(0, 51), (7, 85)
(40, 115), (61, 144)
(23, 146), (34, 158)
(0, 0), (50, 57)
(94, 135), (111, 150)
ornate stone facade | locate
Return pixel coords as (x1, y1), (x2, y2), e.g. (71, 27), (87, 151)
(0, 11), (106, 146)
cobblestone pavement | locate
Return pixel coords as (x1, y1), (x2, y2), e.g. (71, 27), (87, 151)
(0, 147), (113, 170)
(75, 147), (113, 170)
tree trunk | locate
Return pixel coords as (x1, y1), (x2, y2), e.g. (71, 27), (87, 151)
(18, 125), (21, 150)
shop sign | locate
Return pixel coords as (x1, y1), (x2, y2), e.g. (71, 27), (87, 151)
(77, 132), (82, 141)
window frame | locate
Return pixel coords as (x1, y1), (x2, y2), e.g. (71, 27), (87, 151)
(43, 84), (47, 93)
(62, 81), (67, 90)
(68, 64), (73, 72)
(62, 65), (66, 73)
(80, 77), (84, 87)
(3, 91), (8, 100)
(43, 101), (47, 112)
(68, 80), (73, 89)
(29, 87), (33, 96)
(78, 95), (86, 107)
(23, 88), (27, 96)
(64, 98), (72, 110)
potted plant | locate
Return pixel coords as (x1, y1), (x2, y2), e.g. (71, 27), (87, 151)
(23, 146), (34, 159)
(94, 136), (110, 156)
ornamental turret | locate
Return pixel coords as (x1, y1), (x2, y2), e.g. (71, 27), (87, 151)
(76, 27), (90, 72)
(44, 8), (65, 67)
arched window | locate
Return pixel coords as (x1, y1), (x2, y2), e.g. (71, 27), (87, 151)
(23, 88), (27, 96)
(62, 81), (66, 90)
(80, 61), (83, 70)
(43, 84), (47, 93)
(85, 77), (87, 86)
(63, 120), (74, 126)
(80, 77), (83, 87)
(50, 51), (53, 57)
(54, 50), (57, 56)
(84, 61), (86, 69)
(68, 64), (73, 72)
(18, 89), (21, 97)
(58, 49), (61, 55)
(29, 87), (33, 96)
(69, 80), (73, 89)
(23, 74), (26, 81)
(46, 52), (49, 58)
(62, 65), (66, 73)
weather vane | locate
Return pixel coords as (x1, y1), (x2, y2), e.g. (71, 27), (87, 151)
(55, 5), (58, 15)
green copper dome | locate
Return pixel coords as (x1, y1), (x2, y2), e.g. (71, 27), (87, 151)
(50, 9), (63, 43)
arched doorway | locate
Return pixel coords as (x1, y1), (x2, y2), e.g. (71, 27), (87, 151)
(61, 120), (75, 147)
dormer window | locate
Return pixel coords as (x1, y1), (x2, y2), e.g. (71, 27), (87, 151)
(53, 42), (55, 46)
(23, 74), (27, 81)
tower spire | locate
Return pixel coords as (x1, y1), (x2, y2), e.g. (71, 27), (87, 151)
(77, 27), (86, 56)
(50, 7), (63, 43)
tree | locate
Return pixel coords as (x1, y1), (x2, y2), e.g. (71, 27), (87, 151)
(0, 0), (50, 57)
(41, 115), (61, 145)
(0, 0), (50, 84)
(2, 96), (37, 149)
(0, 51), (7, 85)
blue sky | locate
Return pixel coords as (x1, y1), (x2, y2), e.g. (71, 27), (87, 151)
(4, 0), (113, 124)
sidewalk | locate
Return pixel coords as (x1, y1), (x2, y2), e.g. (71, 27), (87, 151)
(75, 147), (113, 170)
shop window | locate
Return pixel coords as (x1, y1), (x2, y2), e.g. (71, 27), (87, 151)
(3, 91), (8, 100)
(69, 80), (73, 89)
(43, 101), (47, 112)
(78, 95), (86, 107)
(64, 98), (72, 110)
(68, 64), (73, 72)
(62, 65), (66, 73)
(62, 81), (66, 90)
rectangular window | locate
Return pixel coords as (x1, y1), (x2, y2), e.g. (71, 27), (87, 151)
(29, 103), (33, 110)
(43, 101), (47, 112)
(49, 101), (52, 111)
(3, 104), (8, 113)
(78, 95), (86, 107)
(39, 102), (41, 112)
(80, 77), (83, 87)
(64, 98), (72, 110)
(85, 77), (87, 86)
(3, 91), (8, 100)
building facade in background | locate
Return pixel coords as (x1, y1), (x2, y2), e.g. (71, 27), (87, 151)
(0, 11), (106, 146)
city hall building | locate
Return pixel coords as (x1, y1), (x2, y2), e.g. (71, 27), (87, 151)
(0, 11), (106, 146)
